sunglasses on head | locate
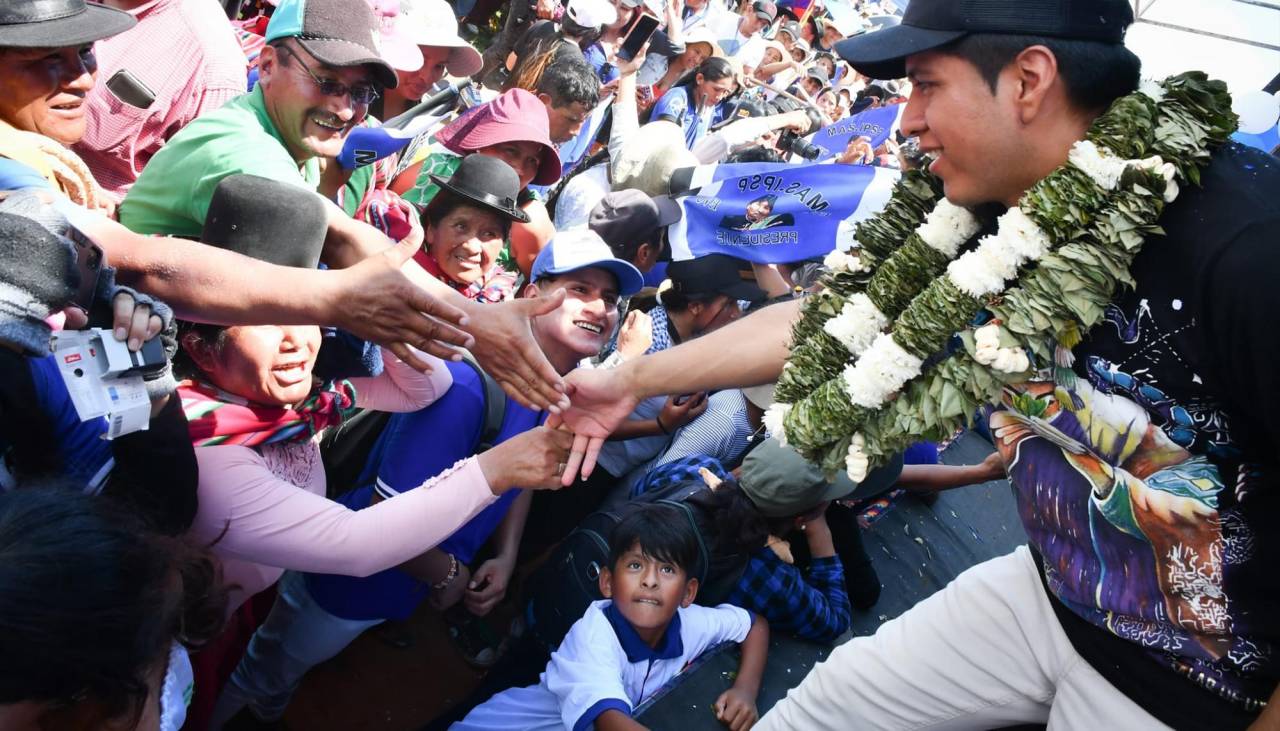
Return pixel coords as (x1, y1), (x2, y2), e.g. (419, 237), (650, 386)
(279, 44), (380, 106)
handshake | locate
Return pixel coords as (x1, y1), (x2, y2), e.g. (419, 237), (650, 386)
(474, 426), (579, 495)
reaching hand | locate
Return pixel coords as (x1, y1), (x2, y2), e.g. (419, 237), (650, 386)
(659, 392), (708, 431)
(545, 367), (642, 485)
(467, 290), (569, 412)
(464, 556), (516, 616)
(713, 688), (759, 731)
(837, 135), (875, 166)
(475, 426), (576, 493)
(615, 309), (653, 360)
(328, 235), (472, 371)
(614, 44), (649, 77)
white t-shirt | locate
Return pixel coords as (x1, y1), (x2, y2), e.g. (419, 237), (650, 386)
(453, 600), (753, 731)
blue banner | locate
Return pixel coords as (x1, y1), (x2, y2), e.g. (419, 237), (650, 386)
(337, 113), (444, 169)
(805, 103), (903, 161)
(667, 161), (900, 264)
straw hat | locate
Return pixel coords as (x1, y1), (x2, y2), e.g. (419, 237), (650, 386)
(610, 121), (698, 197)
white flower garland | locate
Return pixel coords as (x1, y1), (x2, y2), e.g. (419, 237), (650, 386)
(773, 73), (1235, 480)
(915, 199), (982, 258)
(822, 201), (980, 357)
(973, 322), (1030, 374)
(1137, 157), (1180, 202)
(841, 332), (925, 409)
(1067, 140), (1129, 191)
(946, 207), (1053, 298)
(822, 293), (889, 357)
(823, 248), (867, 273)
(763, 403), (791, 446)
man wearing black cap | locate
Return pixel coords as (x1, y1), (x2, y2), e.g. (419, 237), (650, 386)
(549, 0), (1280, 727)
(588, 190), (682, 274)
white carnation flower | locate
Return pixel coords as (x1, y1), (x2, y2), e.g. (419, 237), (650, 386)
(1068, 139), (1128, 190)
(914, 200), (981, 258)
(841, 333), (924, 408)
(946, 249), (1007, 297)
(762, 403), (791, 445)
(973, 322), (1001, 348)
(973, 345), (999, 365)
(822, 294), (887, 356)
(992, 349), (1019, 373)
(823, 248), (865, 273)
(946, 208), (1050, 298)
(1138, 78), (1166, 102)
(998, 207), (1052, 261)
(1136, 156), (1181, 202)
(846, 433), (869, 483)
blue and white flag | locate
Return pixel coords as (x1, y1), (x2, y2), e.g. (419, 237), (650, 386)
(337, 112), (445, 169)
(667, 161), (899, 264)
(805, 103), (904, 161)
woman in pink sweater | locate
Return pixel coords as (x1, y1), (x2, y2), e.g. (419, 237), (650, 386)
(177, 322), (572, 614)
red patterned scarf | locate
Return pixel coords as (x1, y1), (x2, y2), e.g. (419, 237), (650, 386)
(178, 379), (359, 447)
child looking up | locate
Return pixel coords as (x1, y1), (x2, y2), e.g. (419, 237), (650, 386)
(452, 504), (770, 731)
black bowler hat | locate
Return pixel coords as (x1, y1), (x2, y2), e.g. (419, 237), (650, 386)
(0, 0), (136, 48)
(200, 175), (328, 269)
(428, 154), (531, 224)
(834, 0), (1134, 80)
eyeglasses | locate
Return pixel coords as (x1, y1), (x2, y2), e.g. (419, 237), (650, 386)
(278, 45), (380, 106)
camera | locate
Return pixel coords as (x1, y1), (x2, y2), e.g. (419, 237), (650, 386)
(769, 97), (825, 161)
(51, 328), (166, 438)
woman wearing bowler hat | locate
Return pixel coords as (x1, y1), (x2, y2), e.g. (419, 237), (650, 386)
(413, 154), (532, 303)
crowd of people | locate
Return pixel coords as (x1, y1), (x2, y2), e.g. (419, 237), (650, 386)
(0, 0), (1277, 728)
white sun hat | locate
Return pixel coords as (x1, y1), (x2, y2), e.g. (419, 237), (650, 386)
(395, 0), (484, 78)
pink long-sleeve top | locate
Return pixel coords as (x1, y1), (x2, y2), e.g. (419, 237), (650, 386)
(187, 350), (497, 613)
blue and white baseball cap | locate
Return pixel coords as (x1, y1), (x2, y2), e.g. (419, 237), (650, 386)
(530, 230), (645, 296)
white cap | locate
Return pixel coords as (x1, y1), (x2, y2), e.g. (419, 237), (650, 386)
(396, 0), (484, 77)
(565, 0), (617, 29)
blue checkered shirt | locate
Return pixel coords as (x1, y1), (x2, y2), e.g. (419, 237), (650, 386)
(635, 456), (852, 643)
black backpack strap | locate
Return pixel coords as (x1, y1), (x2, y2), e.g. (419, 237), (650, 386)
(456, 352), (507, 452)
(656, 498), (712, 586)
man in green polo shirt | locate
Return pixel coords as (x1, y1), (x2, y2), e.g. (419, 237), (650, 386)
(119, 0), (394, 239)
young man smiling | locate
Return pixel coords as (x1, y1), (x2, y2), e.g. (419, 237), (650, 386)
(210, 229), (645, 726)
(548, 0), (1280, 728)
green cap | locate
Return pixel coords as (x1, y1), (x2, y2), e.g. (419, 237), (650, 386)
(739, 438), (903, 517)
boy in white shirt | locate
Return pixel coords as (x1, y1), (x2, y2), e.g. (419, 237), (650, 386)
(451, 504), (770, 731)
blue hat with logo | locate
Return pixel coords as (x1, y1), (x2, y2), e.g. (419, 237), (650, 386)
(530, 230), (645, 296)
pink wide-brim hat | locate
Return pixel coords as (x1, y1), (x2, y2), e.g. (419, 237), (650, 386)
(435, 88), (562, 185)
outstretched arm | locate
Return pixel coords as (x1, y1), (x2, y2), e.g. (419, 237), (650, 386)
(551, 298), (801, 482)
(715, 614), (769, 730)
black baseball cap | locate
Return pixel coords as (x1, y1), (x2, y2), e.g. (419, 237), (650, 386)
(589, 190), (682, 251)
(668, 254), (766, 303)
(834, 0), (1134, 80)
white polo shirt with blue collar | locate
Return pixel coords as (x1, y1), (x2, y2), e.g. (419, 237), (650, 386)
(452, 600), (752, 731)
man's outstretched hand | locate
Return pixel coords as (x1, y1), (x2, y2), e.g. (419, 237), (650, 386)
(466, 289), (570, 413)
(545, 367), (642, 486)
(327, 235), (473, 371)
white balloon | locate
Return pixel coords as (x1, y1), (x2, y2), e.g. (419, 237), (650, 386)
(1233, 90), (1280, 135)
